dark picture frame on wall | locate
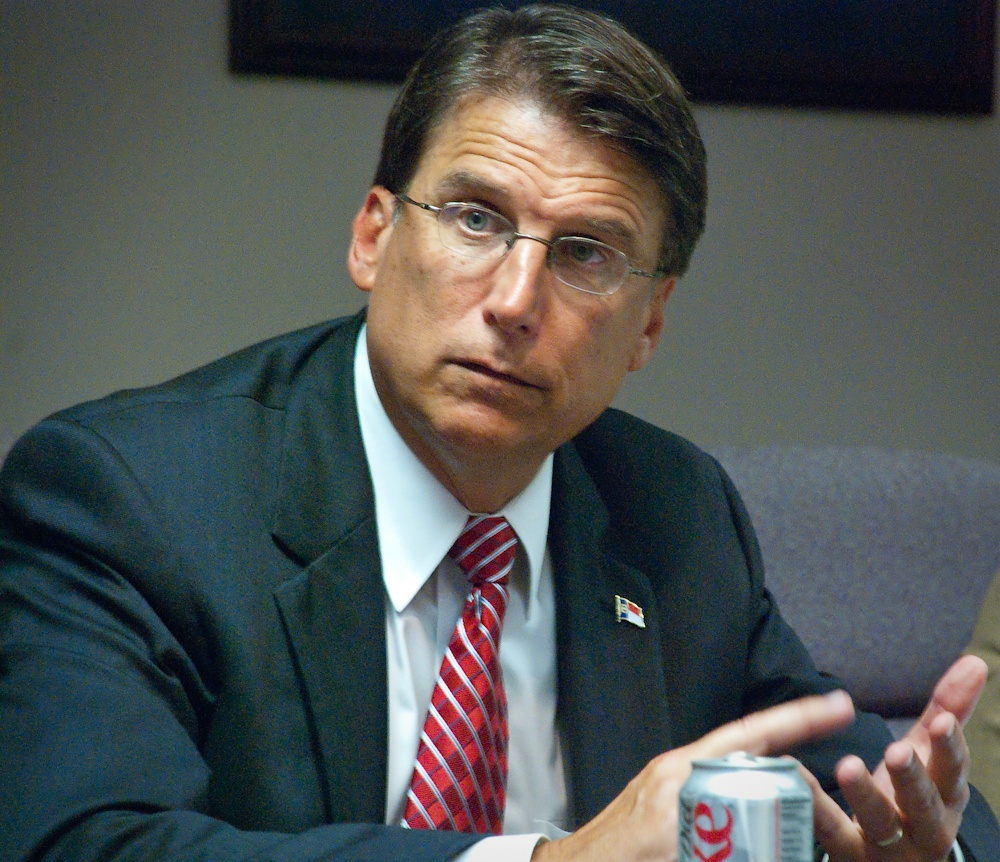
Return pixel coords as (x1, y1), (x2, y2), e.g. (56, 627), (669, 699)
(229, 0), (997, 115)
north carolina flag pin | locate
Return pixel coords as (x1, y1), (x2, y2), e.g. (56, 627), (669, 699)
(614, 595), (646, 628)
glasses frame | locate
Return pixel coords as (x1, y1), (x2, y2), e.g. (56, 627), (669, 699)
(395, 193), (665, 296)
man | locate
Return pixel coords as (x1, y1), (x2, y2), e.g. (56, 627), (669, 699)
(965, 570), (1000, 817)
(0, 5), (995, 861)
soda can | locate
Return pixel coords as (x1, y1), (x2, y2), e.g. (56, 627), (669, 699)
(679, 752), (813, 862)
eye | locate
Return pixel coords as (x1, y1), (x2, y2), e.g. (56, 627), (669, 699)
(446, 204), (508, 238)
(559, 238), (614, 268)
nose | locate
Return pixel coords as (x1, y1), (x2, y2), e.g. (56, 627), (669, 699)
(482, 235), (550, 334)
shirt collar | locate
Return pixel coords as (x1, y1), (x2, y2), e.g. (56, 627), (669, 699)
(354, 324), (552, 614)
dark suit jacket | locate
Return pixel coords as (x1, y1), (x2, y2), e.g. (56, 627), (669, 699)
(1, 310), (996, 861)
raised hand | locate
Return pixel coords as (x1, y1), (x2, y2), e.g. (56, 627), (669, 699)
(806, 654), (987, 862)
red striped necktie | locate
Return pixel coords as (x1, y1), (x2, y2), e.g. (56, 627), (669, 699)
(402, 514), (518, 834)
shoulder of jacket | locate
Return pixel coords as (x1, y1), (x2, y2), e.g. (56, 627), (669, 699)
(50, 312), (365, 428)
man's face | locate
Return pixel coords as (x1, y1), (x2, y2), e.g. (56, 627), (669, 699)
(349, 96), (676, 509)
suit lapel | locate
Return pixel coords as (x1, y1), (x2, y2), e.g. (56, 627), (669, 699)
(273, 521), (388, 823)
(269, 312), (390, 823)
(550, 441), (673, 827)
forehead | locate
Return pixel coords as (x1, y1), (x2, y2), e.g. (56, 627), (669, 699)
(411, 96), (668, 244)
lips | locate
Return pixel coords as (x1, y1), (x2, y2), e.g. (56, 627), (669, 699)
(454, 359), (541, 390)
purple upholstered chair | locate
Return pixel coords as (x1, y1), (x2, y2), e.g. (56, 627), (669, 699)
(711, 446), (1000, 738)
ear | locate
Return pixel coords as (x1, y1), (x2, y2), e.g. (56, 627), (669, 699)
(347, 187), (396, 293)
(627, 276), (676, 372)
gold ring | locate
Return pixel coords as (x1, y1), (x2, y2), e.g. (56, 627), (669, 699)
(873, 826), (905, 848)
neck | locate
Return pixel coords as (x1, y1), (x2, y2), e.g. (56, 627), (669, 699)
(429, 449), (541, 514)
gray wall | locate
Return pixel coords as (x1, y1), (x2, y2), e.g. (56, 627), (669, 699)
(3, 2), (998, 462)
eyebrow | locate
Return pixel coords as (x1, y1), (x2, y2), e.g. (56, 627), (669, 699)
(435, 170), (507, 206)
(433, 170), (642, 255)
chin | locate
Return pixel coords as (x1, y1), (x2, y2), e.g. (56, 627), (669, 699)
(437, 413), (550, 462)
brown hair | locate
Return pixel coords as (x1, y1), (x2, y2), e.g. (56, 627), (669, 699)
(372, 3), (707, 276)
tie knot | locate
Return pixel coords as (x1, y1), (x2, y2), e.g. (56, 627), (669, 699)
(449, 515), (518, 589)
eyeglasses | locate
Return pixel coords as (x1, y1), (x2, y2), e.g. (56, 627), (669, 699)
(395, 193), (665, 296)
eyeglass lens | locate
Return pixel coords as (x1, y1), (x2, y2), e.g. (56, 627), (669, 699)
(437, 203), (628, 295)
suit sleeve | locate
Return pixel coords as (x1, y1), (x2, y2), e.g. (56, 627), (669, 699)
(714, 463), (892, 769)
(0, 419), (478, 862)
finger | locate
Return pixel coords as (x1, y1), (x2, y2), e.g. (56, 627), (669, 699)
(693, 691), (855, 760)
(799, 764), (866, 860)
(883, 740), (957, 860)
(926, 712), (972, 809)
(915, 655), (987, 730)
(835, 754), (904, 847)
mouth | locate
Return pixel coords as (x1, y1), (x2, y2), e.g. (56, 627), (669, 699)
(453, 360), (541, 390)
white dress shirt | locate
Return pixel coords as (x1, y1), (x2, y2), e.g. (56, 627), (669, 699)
(354, 326), (569, 860)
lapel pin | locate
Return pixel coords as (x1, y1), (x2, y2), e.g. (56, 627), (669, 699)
(614, 595), (646, 628)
